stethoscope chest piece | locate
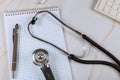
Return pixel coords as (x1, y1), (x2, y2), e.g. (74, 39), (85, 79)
(32, 49), (49, 66)
(32, 49), (55, 80)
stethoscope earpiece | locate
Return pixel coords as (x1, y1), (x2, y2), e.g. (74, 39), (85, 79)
(30, 17), (38, 25)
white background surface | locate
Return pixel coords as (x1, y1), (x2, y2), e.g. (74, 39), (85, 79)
(0, 0), (120, 80)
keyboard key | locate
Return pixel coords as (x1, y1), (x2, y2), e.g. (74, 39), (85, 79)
(118, 7), (120, 11)
(115, 0), (120, 4)
(109, 0), (114, 2)
(109, 10), (117, 16)
(104, 7), (110, 13)
(98, 4), (105, 10)
(106, 1), (113, 7)
(112, 4), (118, 10)
(101, 0), (107, 5)
(116, 13), (120, 19)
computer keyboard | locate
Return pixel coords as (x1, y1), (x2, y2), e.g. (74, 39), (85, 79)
(95, 0), (120, 22)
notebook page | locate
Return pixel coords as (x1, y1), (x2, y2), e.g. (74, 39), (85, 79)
(4, 8), (72, 80)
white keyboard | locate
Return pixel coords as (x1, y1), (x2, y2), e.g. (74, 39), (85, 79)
(95, 0), (120, 22)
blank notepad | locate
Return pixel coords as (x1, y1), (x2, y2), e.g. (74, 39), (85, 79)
(4, 8), (72, 80)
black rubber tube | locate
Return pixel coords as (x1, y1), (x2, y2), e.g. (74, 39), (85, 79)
(82, 34), (120, 66)
(30, 11), (120, 66)
(68, 54), (120, 73)
(27, 10), (120, 73)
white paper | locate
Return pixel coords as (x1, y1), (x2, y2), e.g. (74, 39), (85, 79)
(4, 8), (72, 80)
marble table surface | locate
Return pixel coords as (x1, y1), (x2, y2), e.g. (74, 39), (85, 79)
(0, 0), (120, 80)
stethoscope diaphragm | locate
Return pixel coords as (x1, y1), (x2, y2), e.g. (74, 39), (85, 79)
(32, 49), (49, 66)
(32, 49), (55, 80)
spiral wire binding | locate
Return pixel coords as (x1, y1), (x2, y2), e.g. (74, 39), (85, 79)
(5, 7), (58, 16)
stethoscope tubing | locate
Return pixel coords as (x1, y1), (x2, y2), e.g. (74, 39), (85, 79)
(27, 11), (120, 73)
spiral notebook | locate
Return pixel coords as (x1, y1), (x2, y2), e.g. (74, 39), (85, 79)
(4, 7), (72, 80)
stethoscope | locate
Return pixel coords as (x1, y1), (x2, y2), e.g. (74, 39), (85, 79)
(27, 11), (120, 80)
